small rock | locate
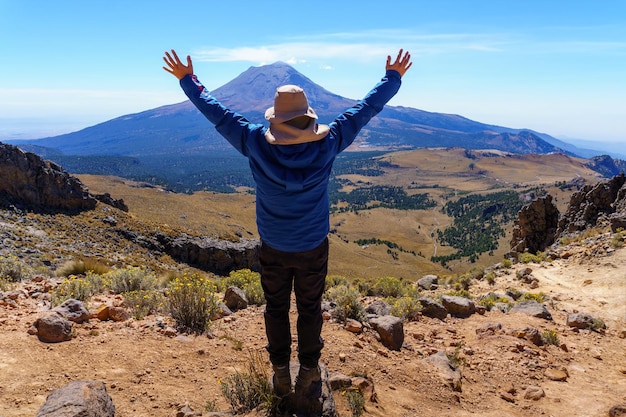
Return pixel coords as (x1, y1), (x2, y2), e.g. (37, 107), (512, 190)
(524, 385), (545, 401)
(545, 368), (568, 381)
(223, 286), (248, 311)
(609, 404), (626, 417)
(328, 372), (352, 391)
(344, 319), (363, 334)
(500, 391), (515, 403)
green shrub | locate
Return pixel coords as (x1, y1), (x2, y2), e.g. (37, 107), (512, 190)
(485, 272), (496, 285)
(467, 265), (485, 280)
(541, 329), (559, 346)
(105, 266), (159, 294)
(325, 285), (366, 323)
(51, 272), (104, 305)
(325, 275), (348, 290)
(0, 255), (34, 282)
(167, 273), (220, 334)
(443, 289), (471, 299)
(501, 259), (513, 268)
(345, 389), (365, 417)
(389, 296), (422, 321)
(220, 269), (265, 306)
(123, 289), (165, 319)
(353, 278), (374, 296)
(518, 292), (546, 303)
(477, 293), (512, 311)
(372, 276), (404, 298)
(611, 232), (624, 248)
(518, 251), (547, 264)
(591, 317), (606, 331)
(219, 350), (274, 414)
(447, 274), (473, 291)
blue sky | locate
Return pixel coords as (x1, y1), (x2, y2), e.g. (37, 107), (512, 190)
(0, 0), (624, 146)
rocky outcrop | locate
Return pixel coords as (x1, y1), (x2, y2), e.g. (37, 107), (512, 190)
(510, 194), (559, 255)
(510, 174), (626, 255)
(0, 143), (96, 211)
(157, 234), (260, 276)
(556, 173), (626, 236)
(0, 143), (127, 212)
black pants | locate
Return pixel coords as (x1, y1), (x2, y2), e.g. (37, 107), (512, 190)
(260, 238), (328, 368)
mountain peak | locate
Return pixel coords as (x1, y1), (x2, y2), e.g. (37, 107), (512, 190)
(213, 62), (348, 115)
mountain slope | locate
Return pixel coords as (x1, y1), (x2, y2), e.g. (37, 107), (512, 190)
(9, 62), (568, 157)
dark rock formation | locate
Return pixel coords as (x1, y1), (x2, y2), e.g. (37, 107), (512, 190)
(0, 143), (96, 211)
(556, 173), (626, 236)
(510, 194), (559, 255)
(158, 234), (260, 276)
(0, 142), (127, 212)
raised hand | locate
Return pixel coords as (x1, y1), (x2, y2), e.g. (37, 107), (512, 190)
(162, 49), (194, 80)
(386, 49), (412, 78)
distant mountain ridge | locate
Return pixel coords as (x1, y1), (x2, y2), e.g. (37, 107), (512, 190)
(7, 62), (574, 156)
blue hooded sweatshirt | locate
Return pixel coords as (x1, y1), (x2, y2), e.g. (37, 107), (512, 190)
(179, 70), (402, 253)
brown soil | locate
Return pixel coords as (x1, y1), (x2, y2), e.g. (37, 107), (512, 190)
(1, 238), (625, 417)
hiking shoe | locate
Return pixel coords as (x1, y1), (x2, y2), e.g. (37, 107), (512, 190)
(272, 364), (292, 398)
(294, 364), (322, 398)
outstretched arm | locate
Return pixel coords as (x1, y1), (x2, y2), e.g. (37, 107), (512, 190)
(162, 49), (194, 80)
(386, 49), (412, 78)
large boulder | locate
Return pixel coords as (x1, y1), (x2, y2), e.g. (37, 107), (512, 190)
(30, 314), (73, 343)
(510, 194), (559, 255)
(369, 315), (404, 351)
(36, 380), (115, 417)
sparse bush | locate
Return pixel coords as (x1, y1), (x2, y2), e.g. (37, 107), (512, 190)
(591, 317), (606, 331)
(344, 388), (365, 417)
(467, 265), (485, 280)
(167, 273), (220, 334)
(325, 275), (348, 290)
(51, 272), (104, 305)
(220, 269), (265, 306)
(611, 232), (624, 248)
(541, 329), (559, 346)
(372, 276), (404, 298)
(219, 350), (274, 414)
(55, 258), (110, 277)
(443, 289), (471, 299)
(105, 266), (159, 294)
(518, 251), (547, 264)
(447, 273), (473, 291)
(389, 296), (422, 321)
(505, 287), (524, 301)
(477, 293), (512, 311)
(518, 292), (546, 303)
(325, 284), (366, 323)
(485, 272), (496, 285)
(0, 254), (34, 282)
(354, 278), (374, 296)
(501, 259), (513, 269)
(122, 289), (165, 319)
(446, 344), (465, 368)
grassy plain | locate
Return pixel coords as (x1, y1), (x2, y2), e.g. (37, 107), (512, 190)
(79, 148), (602, 281)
